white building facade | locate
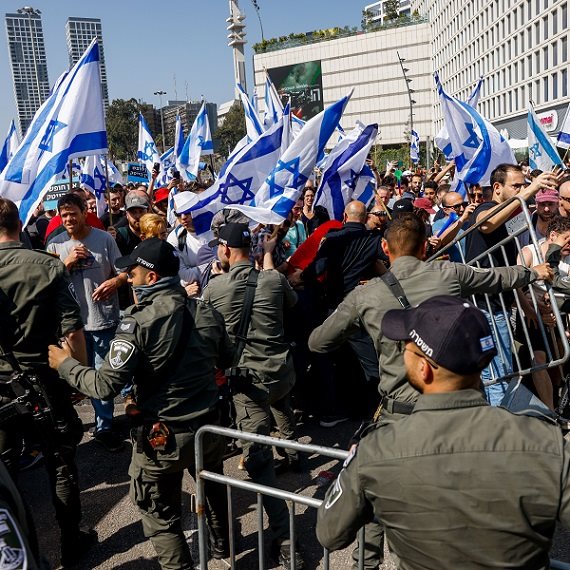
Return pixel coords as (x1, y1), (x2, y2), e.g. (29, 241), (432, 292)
(65, 17), (109, 111)
(5, 10), (50, 135)
(364, 0), (413, 25)
(253, 22), (434, 147)
(413, 0), (570, 139)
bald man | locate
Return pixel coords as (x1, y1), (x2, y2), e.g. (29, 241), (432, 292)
(302, 201), (386, 309)
(558, 178), (570, 218)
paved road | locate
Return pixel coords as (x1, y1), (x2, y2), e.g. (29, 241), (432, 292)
(19, 402), (570, 569)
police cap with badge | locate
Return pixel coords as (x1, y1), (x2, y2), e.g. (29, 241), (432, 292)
(116, 238), (179, 277)
(382, 295), (497, 374)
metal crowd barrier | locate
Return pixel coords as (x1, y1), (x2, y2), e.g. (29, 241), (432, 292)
(428, 195), (570, 386)
(194, 424), (364, 570)
(194, 425), (570, 570)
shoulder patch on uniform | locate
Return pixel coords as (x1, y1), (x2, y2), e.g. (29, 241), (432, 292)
(117, 320), (136, 334)
(109, 339), (136, 370)
(343, 443), (358, 468)
(324, 476), (343, 510)
(0, 508), (27, 569)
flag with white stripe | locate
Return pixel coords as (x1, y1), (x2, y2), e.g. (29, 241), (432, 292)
(0, 38), (107, 224)
(137, 113), (160, 180)
(177, 101), (213, 180)
(528, 103), (563, 171)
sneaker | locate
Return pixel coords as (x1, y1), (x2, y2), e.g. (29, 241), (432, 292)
(61, 528), (97, 567)
(94, 430), (125, 452)
(209, 536), (229, 560)
(271, 540), (304, 570)
(19, 448), (43, 471)
(319, 415), (349, 428)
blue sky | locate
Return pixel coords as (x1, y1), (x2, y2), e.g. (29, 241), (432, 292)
(0, 0), (362, 134)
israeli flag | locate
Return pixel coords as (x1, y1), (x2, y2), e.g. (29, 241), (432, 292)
(528, 104), (563, 172)
(176, 117), (285, 237)
(137, 113), (160, 179)
(81, 154), (122, 217)
(435, 72), (515, 192)
(0, 120), (19, 174)
(0, 38), (107, 225)
(557, 105), (570, 150)
(263, 71), (284, 129)
(157, 146), (176, 187)
(410, 129), (420, 164)
(314, 121), (378, 220)
(177, 101), (213, 179)
(234, 91), (353, 225)
(237, 83), (264, 142)
(435, 76), (484, 160)
(353, 164), (376, 208)
(174, 113), (185, 159)
(291, 114), (305, 139)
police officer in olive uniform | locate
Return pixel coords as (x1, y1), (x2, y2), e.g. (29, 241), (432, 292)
(49, 238), (234, 570)
(203, 223), (303, 570)
(317, 296), (570, 569)
(309, 213), (553, 569)
(0, 198), (93, 567)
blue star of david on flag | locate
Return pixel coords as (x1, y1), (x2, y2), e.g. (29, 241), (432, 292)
(463, 123), (479, 149)
(266, 158), (308, 198)
(343, 169), (360, 191)
(140, 141), (158, 161)
(219, 174), (255, 204)
(39, 120), (67, 153)
(528, 143), (542, 160)
(93, 166), (107, 198)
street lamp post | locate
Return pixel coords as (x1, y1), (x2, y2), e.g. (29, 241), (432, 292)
(397, 51), (417, 166)
(154, 90), (167, 153)
(17, 6), (42, 108)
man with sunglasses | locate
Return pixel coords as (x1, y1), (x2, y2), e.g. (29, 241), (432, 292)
(317, 296), (570, 569)
(557, 177), (570, 218)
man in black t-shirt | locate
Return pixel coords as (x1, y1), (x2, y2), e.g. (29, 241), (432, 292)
(465, 164), (557, 405)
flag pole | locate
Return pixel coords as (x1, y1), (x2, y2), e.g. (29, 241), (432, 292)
(103, 155), (113, 227)
(68, 159), (73, 192)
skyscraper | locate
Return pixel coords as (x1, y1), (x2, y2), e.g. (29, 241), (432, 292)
(65, 17), (109, 111)
(5, 8), (50, 135)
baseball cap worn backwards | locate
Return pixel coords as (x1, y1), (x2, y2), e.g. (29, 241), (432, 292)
(115, 238), (179, 277)
(381, 295), (497, 374)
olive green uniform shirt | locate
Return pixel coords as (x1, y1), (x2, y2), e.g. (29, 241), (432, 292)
(309, 256), (537, 403)
(0, 242), (83, 373)
(203, 261), (297, 384)
(317, 390), (570, 570)
(58, 286), (234, 423)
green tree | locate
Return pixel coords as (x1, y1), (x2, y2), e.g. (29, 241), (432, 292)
(106, 98), (139, 161)
(215, 102), (246, 158)
(384, 0), (400, 21)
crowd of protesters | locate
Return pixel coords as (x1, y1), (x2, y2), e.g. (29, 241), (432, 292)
(8, 154), (570, 568)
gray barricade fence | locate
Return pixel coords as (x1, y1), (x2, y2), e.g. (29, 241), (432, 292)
(194, 425), (570, 570)
(428, 195), (570, 392)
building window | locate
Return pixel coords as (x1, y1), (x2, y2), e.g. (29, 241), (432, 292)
(544, 77), (549, 101)
(563, 36), (568, 61)
(563, 69), (568, 96)
(552, 10), (558, 34)
(553, 42), (558, 66)
(563, 3), (568, 29)
(543, 46), (549, 68)
(553, 73), (558, 98)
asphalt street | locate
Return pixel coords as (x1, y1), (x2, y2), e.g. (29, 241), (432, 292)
(18, 402), (570, 569)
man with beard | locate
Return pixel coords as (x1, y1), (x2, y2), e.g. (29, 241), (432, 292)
(518, 188), (560, 247)
(114, 193), (149, 255)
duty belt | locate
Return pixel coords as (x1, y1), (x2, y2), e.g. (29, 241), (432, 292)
(380, 396), (415, 415)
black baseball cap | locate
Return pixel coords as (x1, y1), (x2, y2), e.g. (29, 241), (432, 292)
(381, 295), (497, 374)
(208, 223), (251, 248)
(392, 198), (415, 214)
(115, 238), (179, 277)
